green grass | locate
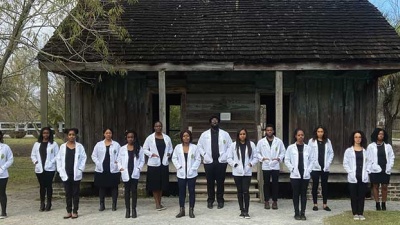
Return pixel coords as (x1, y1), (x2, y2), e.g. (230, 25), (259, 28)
(393, 157), (400, 171)
(7, 157), (38, 193)
(324, 211), (400, 225)
(392, 132), (400, 139)
(3, 137), (63, 157)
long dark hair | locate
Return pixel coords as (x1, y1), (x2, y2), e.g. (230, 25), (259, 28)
(38, 127), (54, 144)
(236, 128), (252, 158)
(293, 128), (305, 143)
(312, 125), (327, 144)
(370, 128), (389, 143)
(125, 130), (141, 158)
(349, 130), (368, 149)
(0, 131), (3, 143)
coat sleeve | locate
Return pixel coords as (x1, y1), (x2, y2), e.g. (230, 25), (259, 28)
(142, 136), (152, 157)
(171, 146), (181, 170)
(117, 148), (124, 171)
(31, 143), (38, 164)
(138, 147), (145, 171)
(387, 145), (395, 172)
(78, 145), (87, 172)
(284, 147), (293, 172)
(2, 145), (13, 170)
(166, 136), (174, 155)
(327, 140), (334, 166)
(91, 142), (100, 166)
(197, 133), (206, 156)
(343, 150), (352, 173)
(226, 143), (236, 167)
(365, 144), (373, 173)
(191, 145), (201, 171)
(256, 140), (263, 162)
(306, 145), (315, 173)
(50, 143), (60, 165)
(249, 142), (259, 166)
(56, 146), (62, 173)
(278, 141), (286, 162)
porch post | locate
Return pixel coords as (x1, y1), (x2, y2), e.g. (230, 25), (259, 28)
(275, 71), (283, 138)
(40, 69), (48, 127)
(158, 70), (166, 133)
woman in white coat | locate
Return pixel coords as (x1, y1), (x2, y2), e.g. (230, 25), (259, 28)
(343, 130), (369, 221)
(56, 128), (87, 219)
(227, 129), (258, 219)
(172, 130), (201, 218)
(0, 131), (13, 219)
(366, 128), (395, 211)
(143, 121), (173, 211)
(308, 125), (334, 211)
(117, 130), (144, 218)
(285, 128), (315, 221)
(31, 127), (59, 211)
(92, 128), (121, 212)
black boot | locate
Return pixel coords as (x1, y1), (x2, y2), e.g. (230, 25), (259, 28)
(112, 201), (117, 211)
(125, 208), (130, 218)
(99, 202), (105, 211)
(132, 208), (137, 218)
(382, 202), (386, 211)
(39, 201), (45, 212)
(45, 199), (52, 211)
(189, 207), (195, 218)
(176, 207), (185, 218)
(376, 202), (381, 211)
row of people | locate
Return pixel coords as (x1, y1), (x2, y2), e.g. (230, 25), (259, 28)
(0, 118), (395, 221)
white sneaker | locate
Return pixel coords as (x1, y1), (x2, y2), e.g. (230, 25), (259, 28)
(353, 215), (359, 220)
(359, 215), (365, 220)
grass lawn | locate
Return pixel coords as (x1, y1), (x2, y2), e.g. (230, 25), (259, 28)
(3, 137), (64, 157)
(7, 157), (38, 193)
(324, 211), (400, 225)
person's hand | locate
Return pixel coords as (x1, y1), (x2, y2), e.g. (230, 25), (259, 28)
(234, 163), (238, 168)
(248, 163), (252, 167)
(263, 157), (270, 161)
(35, 161), (38, 164)
(167, 153), (171, 157)
(120, 168), (124, 172)
(151, 153), (159, 158)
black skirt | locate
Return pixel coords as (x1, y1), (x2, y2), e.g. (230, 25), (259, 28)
(94, 171), (121, 188)
(370, 171), (390, 184)
(146, 165), (169, 193)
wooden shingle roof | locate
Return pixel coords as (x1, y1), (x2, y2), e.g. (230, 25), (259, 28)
(39, 0), (400, 70)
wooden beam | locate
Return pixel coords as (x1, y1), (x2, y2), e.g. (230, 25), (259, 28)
(40, 69), (48, 127)
(275, 71), (283, 139)
(39, 61), (400, 74)
(158, 70), (166, 133)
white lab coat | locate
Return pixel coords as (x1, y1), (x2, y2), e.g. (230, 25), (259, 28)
(284, 143), (315, 179)
(0, 143), (13, 179)
(227, 141), (258, 177)
(343, 147), (369, 183)
(308, 138), (334, 172)
(117, 145), (145, 182)
(31, 142), (59, 173)
(143, 133), (173, 167)
(366, 142), (395, 175)
(197, 128), (233, 164)
(56, 142), (87, 181)
(256, 136), (286, 170)
(91, 140), (121, 173)
(172, 143), (201, 179)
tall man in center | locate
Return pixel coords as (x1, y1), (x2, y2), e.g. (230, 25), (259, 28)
(197, 115), (233, 209)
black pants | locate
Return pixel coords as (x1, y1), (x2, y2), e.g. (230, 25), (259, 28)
(349, 179), (367, 215)
(311, 170), (329, 204)
(291, 178), (310, 215)
(36, 171), (55, 203)
(63, 177), (80, 213)
(234, 176), (251, 213)
(99, 187), (118, 205)
(263, 170), (280, 202)
(0, 178), (8, 216)
(178, 177), (196, 208)
(124, 179), (138, 209)
(204, 161), (227, 204)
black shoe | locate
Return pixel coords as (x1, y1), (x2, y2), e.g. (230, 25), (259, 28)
(239, 211), (245, 218)
(312, 206), (318, 211)
(207, 202), (213, 209)
(39, 201), (45, 212)
(99, 203), (105, 211)
(294, 214), (301, 220)
(176, 207), (185, 218)
(264, 201), (270, 209)
(189, 207), (195, 218)
(300, 213), (307, 220)
(132, 208), (137, 218)
(112, 202), (117, 211)
(376, 202), (381, 211)
(323, 206), (331, 211)
(382, 202), (386, 211)
(125, 209), (130, 218)
(217, 202), (224, 209)
(244, 213), (251, 219)
(45, 202), (52, 211)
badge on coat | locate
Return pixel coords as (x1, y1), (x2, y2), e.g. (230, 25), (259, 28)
(0, 154), (4, 159)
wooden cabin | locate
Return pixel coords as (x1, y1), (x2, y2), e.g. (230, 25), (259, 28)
(38, 0), (400, 163)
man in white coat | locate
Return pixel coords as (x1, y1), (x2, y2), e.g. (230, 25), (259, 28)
(197, 115), (232, 209)
(256, 124), (286, 210)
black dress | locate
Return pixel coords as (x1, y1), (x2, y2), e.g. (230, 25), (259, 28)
(146, 138), (169, 193)
(94, 146), (121, 188)
(370, 144), (390, 184)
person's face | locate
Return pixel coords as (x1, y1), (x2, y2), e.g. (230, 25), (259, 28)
(104, 129), (112, 140)
(42, 129), (50, 140)
(377, 131), (385, 142)
(182, 132), (190, 144)
(67, 131), (76, 142)
(316, 128), (324, 139)
(354, 133), (362, 145)
(210, 118), (219, 128)
(295, 130), (304, 143)
(265, 127), (274, 137)
(154, 122), (162, 133)
(239, 130), (247, 142)
(126, 133), (135, 145)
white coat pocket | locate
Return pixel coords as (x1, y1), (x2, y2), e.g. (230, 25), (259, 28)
(348, 172), (357, 183)
(35, 163), (43, 173)
(203, 154), (213, 164)
(177, 167), (185, 178)
(269, 160), (279, 168)
(372, 164), (382, 173)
